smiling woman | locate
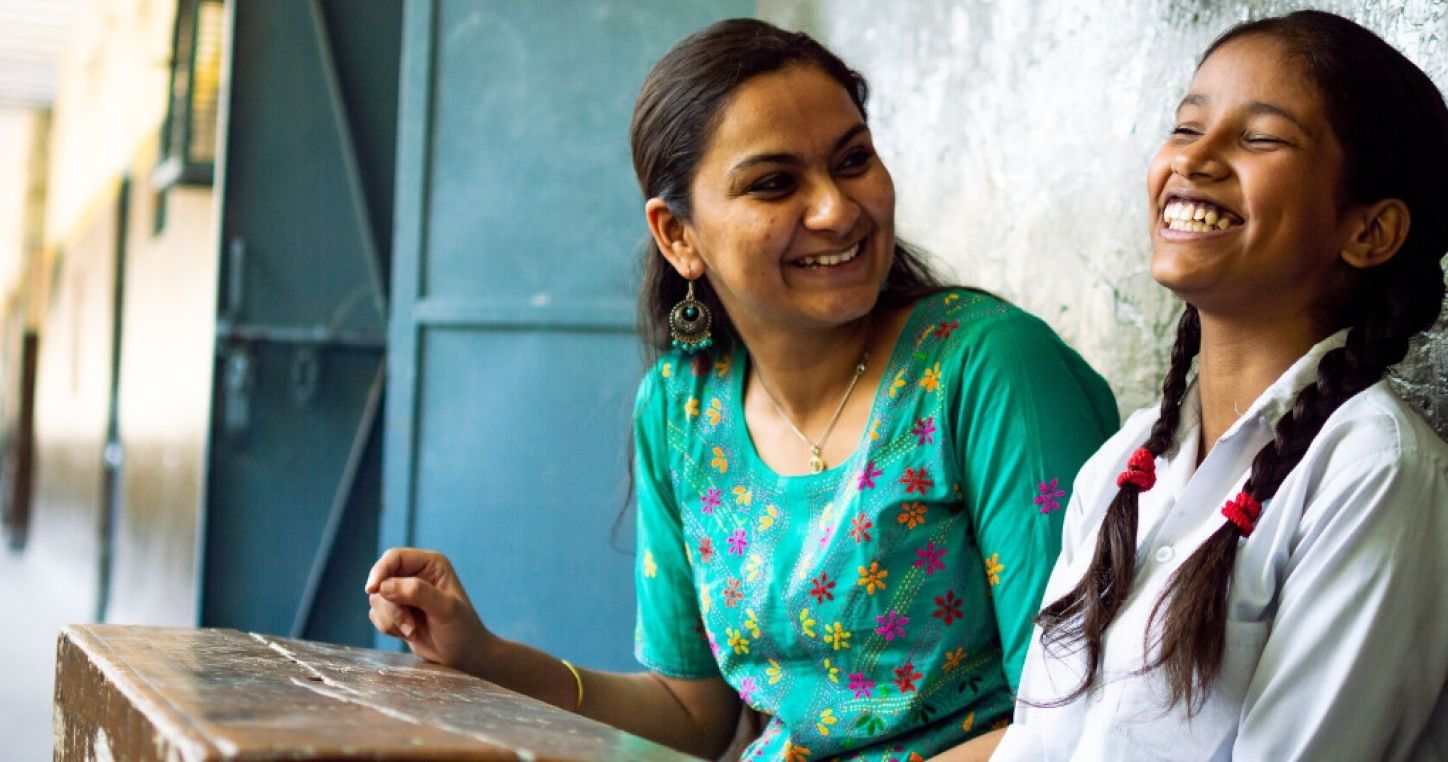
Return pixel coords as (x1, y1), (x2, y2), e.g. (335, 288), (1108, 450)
(365, 18), (1118, 761)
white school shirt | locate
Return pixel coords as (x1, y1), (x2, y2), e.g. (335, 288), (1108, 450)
(995, 331), (1448, 761)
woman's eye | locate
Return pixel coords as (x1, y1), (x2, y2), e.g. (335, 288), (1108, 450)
(1171, 125), (1201, 137)
(748, 173), (795, 195)
(1245, 134), (1285, 145)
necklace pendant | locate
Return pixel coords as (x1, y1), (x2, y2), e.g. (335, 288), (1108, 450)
(808, 451), (825, 474)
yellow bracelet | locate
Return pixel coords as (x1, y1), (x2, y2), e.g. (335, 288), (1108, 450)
(559, 658), (584, 711)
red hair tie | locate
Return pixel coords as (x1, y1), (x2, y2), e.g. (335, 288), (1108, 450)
(1221, 492), (1263, 536)
(1115, 447), (1157, 491)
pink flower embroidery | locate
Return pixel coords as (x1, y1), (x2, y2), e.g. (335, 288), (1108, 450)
(698, 536), (715, 563)
(848, 672), (876, 698)
(738, 676), (757, 705)
(911, 417), (937, 445)
(1034, 478), (1066, 513)
(818, 526), (834, 549)
(874, 610), (908, 641)
(913, 541), (946, 575)
(700, 488), (722, 515)
(901, 467), (934, 495)
(727, 528), (748, 555)
(858, 461), (882, 491)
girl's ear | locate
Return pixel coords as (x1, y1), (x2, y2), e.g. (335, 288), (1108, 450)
(1340, 198), (1410, 270)
(645, 198), (705, 280)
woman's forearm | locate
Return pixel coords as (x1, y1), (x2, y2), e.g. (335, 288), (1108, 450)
(473, 635), (740, 759)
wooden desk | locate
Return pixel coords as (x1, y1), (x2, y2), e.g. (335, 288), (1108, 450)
(54, 624), (696, 761)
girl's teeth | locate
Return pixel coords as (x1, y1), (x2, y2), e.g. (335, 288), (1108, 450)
(1161, 200), (1236, 231)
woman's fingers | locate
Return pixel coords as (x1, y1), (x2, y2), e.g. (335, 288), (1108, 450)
(366, 547), (432, 593)
(378, 575), (455, 619)
(367, 594), (417, 638)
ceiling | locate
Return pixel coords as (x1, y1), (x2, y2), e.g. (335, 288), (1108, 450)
(0, 0), (84, 111)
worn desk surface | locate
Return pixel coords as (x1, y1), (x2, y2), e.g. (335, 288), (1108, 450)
(54, 624), (696, 761)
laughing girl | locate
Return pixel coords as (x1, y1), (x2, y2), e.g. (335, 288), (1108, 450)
(983, 10), (1448, 761)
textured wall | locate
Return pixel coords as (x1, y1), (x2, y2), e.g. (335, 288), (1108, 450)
(757, 0), (1448, 436)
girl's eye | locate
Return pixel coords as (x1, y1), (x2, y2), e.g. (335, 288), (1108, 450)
(1245, 135), (1285, 145)
(748, 173), (796, 195)
(836, 147), (875, 174)
(1171, 125), (1201, 137)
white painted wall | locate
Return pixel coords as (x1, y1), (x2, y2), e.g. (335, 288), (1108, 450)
(759, 0), (1448, 434)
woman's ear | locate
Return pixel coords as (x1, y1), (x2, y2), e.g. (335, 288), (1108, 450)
(645, 198), (704, 280)
(1341, 198), (1410, 270)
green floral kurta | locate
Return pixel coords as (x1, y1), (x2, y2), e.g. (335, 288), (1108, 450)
(633, 290), (1117, 760)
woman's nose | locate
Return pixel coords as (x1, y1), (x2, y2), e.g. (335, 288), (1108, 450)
(803, 178), (861, 234)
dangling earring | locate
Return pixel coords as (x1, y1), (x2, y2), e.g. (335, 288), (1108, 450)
(669, 279), (713, 352)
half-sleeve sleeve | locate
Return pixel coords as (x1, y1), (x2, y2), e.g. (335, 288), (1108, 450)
(632, 371), (720, 679)
(952, 311), (1118, 691)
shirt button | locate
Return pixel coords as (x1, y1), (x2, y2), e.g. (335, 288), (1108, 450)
(1154, 545), (1175, 564)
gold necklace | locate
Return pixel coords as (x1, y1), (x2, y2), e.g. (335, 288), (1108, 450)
(753, 339), (872, 474)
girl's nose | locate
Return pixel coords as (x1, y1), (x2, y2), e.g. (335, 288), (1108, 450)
(1170, 138), (1228, 181)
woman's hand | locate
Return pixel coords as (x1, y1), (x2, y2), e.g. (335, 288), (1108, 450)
(364, 547), (494, 677)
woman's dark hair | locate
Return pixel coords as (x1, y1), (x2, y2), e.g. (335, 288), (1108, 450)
(1036, 10), (1448, 713)
(629, 18), (946, 358)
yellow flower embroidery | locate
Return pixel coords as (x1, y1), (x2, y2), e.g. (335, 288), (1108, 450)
(711, 446), (729, 474)
(744, 610), (761, 639)
(743, 552), (763, 582)
(661, 362), (673, 378)
(961, 711), (975, 733)
(714, 355), (732, 378)
(889, 370), (907, 398)
(705, 398), (723, 425)
(985, 552), (1005, 586)
(757, 504), (780, 532)
(869, 417), (882, 441)
(898, 502), (927, 529)
(857, 561), (888, 595)
(823, 622), (852, 651)
(726, 628), (749, 655)
(732, 485), (752, 506)
(819, 501), (836, 524)
(798, 608), (817, 638)
(816, 708), (837, 736)
(642, 550), (657, 578)
(944, 292), (961, 303)
(684, 397), (700, 417)
(821, 658), (841, 683)
(919, 362), (942, 392)
(700, 586), (712, 614)
(766, 659), (783, 685)
(784, 742), (812, 762)
(943, 647), (967, 672)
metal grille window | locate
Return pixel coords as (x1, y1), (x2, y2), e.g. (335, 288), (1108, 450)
(154, 0), (224, 188)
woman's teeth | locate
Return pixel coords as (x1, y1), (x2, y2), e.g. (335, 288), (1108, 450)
(1163, 200), (1235, 231)
(797, 243), (861, 268)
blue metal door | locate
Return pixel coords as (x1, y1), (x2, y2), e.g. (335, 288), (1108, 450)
(204, 0), (402, 645)
(383, 0), (751, 669)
